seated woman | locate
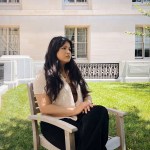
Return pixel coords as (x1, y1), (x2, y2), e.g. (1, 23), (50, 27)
(33, 36), (109, 150)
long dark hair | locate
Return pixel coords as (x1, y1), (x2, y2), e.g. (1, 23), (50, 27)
(44, 36), (90, 102)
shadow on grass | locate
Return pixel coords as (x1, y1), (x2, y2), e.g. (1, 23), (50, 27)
(0, 107), (150, 150)
(130, 82), (150, 88)
(109, 106), (150, 150)
(125, 106), (150, 150)
(0, 118), (33, 150)
(121, 82), (150, 91)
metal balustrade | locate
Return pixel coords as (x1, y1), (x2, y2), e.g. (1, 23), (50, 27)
(77, 63), (119, 79)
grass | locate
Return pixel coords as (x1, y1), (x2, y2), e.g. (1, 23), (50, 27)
(0, 82), (150, 150)
(88, 82), (150, 150)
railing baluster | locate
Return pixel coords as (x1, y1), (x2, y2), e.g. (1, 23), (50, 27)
(77, 63), (119, 79)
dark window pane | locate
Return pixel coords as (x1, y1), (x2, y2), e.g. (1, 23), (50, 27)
(9, 0), (19, 2)
(77, 0), (87, 2)
(133, 0), (142, 2)
(135, 49), (142, 57)
(67, 0), (74, 2)
(144, 0), (150, 2)
(77, 43), (87, 58)
(145, 49), (150, 57)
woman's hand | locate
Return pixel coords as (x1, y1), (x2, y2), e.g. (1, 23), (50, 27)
(82, 100), (93, 114)
(82, 96), (93, 114)
(82, 103), (93, 114)
(74, 101), (93, 115)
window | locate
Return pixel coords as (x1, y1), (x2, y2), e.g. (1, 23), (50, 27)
(63, 0), (89, 10)
(0, 0), (19, 3)
(132, 0), (150, 3)
(65, 27), (88, 59)
(135, 26), (150, 58)
(0, 27), (20, 56)
(65, 0), (87, 3)
(0, 0), (21, 10)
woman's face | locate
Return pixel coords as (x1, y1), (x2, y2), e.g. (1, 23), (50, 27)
(57, 41), (72, 65)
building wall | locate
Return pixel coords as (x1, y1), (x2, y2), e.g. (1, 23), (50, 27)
(22, 0), (62, 10)
(0, 0), (150, 63)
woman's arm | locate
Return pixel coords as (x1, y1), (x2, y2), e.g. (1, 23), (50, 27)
(35, 94), (93, 117)
(84, 95), (92, 102)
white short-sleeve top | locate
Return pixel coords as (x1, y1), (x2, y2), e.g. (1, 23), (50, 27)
(33, 69), (84, 120)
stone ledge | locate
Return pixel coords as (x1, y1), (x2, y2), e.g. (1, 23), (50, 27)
(0, 85), (8, 110)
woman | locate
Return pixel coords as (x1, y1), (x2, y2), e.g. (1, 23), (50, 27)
(33, 36), (109, 150)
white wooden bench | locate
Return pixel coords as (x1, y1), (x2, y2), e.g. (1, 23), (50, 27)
(27, 82), (127, 150)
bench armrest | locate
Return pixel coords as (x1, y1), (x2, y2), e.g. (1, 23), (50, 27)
(107, 107), (127, 117)
(106, 108), (127, 150)
(29, 114), (78, 133)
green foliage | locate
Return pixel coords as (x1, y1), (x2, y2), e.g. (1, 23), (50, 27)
(0, 82), (150, 150)
(0, 84), (33, 150)
(88, 82), (150, 150)
(126, 3), (150, 37)
(134, 3), (150, 17)
(125, 29), (150, 37)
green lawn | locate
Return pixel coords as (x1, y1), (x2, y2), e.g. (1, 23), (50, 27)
(0, 82), (150, 150)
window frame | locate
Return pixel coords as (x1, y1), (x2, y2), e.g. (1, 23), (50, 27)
(0, 0), (20, 3)
(0, 0), (21, 9)
(64, 0), (88, 4)
(132, 0), (150, 3)
(0, 26), (20, 56)
(135, 26), (150, 59)
(65, 26), (89, 60)
(63, 0), (90, 10)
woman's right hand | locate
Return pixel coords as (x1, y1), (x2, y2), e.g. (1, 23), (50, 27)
(74, 101), (93, 115)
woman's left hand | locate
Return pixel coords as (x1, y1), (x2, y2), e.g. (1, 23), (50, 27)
(82, 101), (93, 114)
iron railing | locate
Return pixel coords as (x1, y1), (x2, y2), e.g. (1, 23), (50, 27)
(77, 63), (119, 79)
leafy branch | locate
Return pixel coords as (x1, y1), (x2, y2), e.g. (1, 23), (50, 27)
(134, 3), (150, 17)
(125, 2), (150, 37)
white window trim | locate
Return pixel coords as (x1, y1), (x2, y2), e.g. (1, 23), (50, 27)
(65, 26), (89, 62)
(0, 0), (20, 3)
(0, 0), (21, 5)
(132, 0), (150, 2)
(0, 0), (21, 10)
(132, 0), (150, 5)
(63, 0), (90, 10)
(0, 26), (20, 56)
(135, 26), (150, 59)
(64, 0), (88, 6)
(65, 0), (88, 3)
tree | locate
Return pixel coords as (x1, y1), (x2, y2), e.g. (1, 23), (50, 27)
(125, 2), (150, 37)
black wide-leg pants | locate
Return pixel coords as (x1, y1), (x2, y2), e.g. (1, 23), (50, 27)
(40, 105), (109, 150)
